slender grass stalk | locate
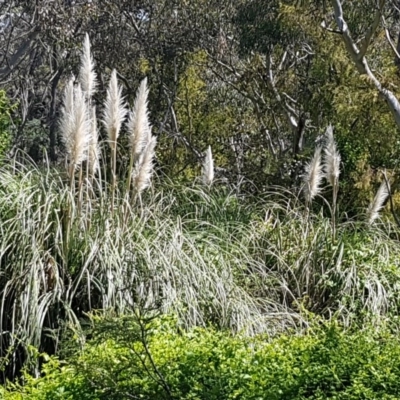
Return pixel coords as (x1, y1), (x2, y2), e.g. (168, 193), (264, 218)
(323, 125), (341, 238)
(103, 69), (127, 212)
(367, 178), (390, 224)
(79, 33), (98, 214)
(202, 145), (214, 186)
(88, 106), (100, 179)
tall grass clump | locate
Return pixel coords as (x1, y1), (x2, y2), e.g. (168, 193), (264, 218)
(0, 163), (301, 380)
(0, 32), (302, 375)
(241, 187), (400, 324)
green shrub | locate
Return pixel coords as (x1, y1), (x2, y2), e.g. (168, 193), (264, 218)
(0, 90), (15, 159)
(3, 316), (400, 399)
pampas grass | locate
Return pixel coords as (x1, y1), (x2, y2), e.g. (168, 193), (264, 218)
(128, 78), (151, 160)
(323, 125), (341, 237)
(202, 145), (214, 186)
(324, 125), (341, 187)
(133, 135), (157, 194)
(79, 33), (97, 102)
(367, 178), (390, 224)
(88, 106), (100, 178)
(126, 78), (152, 195)
(60, 79), (90, 186)
(303, 146), (323, 206)
(103, 69), (127, 211)
(62, 36), (157, 209)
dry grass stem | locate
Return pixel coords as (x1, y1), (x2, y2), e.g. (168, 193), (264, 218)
(323, 125), (341, 238)
(88, 106), (100, 177)
(103, 69), (127, 210)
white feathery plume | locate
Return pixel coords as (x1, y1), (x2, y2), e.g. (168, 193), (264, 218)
(103, 69), (127, 147)
(59, 78), (75, 146)
(303, 146), (323, 204)
(323, 124), (341, 187)
(202, 145), (214, 185)
(79, 33), (97, 101)
(70, 84), (90, 168)
(60, 81), (90, 173)
(367, 180), (390, 224)
(88, 106), (100, 176)
(103, 69), (126, 212)
(133, 135), (157, 194)
(127, 77), (151, 160)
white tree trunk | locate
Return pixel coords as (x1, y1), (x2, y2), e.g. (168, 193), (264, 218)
(330, 0), (400, 128)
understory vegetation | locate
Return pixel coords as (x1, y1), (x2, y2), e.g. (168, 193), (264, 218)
(3, 316), (400, 400)
(1, 154), (400, 397)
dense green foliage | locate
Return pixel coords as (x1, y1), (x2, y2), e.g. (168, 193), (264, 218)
(0, 91), (14, 159)
(2, 316), (400, 399)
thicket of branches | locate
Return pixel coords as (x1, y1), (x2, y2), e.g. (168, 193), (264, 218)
(0, 0), (400, 200)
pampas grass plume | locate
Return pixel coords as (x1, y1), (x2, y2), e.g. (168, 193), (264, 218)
(60, 78), (75, 146)
(367, 180), (390, 224)
(202, 145), (214, 186)
(303, 146), (323, 204)
(79, 33), (97, 101)
(133, 135), (157, 194)
(103, 69), (127, 147)
(128, 77), (151, 159)
(324, 124), (341, 186)
(60, 80), (90, 174)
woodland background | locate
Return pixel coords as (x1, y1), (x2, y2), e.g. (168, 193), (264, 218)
(1, 0), (400, 202)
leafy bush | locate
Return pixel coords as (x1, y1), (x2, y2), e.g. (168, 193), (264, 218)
(3, 316), (400, 399)
(0, 90), (15, 159)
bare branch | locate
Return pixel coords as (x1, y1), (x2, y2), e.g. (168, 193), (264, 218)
(0, 30), (39, 79)
(358, 0), (385, 59)
(266, 55), (299, 131)
(330, 0), (400, 129)
(382, 17), (400, 71)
